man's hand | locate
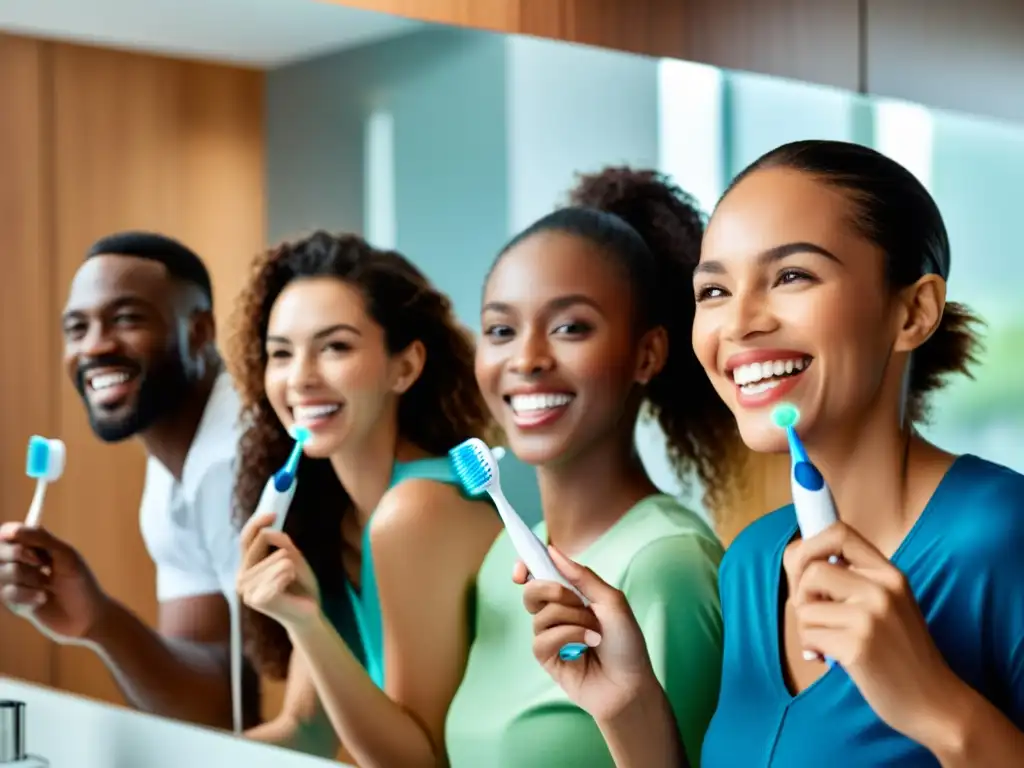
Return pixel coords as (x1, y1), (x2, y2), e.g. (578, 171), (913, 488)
(0, 521), (107, 640)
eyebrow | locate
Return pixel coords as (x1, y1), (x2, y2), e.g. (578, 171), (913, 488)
(266, 323), (361, 344)
(482, 293), (605, 316)
(694, 241), (841, 277)
(61, 295), (153, 322)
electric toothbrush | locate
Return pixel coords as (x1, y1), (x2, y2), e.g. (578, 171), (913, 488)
(231, 424), (310, 734)
(24, 436), (66, 527)
(771, 403), (839, 666)
(449, 438), (591, 662)
(253, 425), (310, 532)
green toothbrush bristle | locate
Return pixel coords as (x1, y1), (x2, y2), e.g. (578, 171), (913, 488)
(771, 403), (800, 429)
(289, 425), (311, 442)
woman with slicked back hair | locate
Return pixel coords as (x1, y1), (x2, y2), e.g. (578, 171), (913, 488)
(444, 168), (746, 768)
(532, 141), (1024, 767)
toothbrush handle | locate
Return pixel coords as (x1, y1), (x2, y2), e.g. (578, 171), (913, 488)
(790, 478), (838, 541)
(25, 480), (47, 528)
(791, 475), (841, 665)
(230, 596), (243, 735)
(489, 490), (588, 606)
(251, 478), (298, 533)
(232, 477), (299, 731)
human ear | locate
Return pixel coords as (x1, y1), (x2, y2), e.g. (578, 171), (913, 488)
(893, 275), (945, 353)
(391, 339), (426, 394)
(635, 325), (668, 385)
(188, 310), (216, 357)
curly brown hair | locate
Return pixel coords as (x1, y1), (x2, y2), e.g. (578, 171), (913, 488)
(226, 230), (497, 678)
(493, 167), (747, 517)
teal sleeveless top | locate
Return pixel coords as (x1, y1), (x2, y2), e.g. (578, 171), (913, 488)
(336, 457), (467, 689)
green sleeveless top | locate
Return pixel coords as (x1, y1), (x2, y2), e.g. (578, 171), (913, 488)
(328, 457), (468, 689)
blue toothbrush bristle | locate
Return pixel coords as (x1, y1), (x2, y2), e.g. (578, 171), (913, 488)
(25, 436), (50, 478)
(449, 441), (493, 496)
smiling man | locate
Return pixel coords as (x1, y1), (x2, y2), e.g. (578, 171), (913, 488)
(0, 231), (254, 729)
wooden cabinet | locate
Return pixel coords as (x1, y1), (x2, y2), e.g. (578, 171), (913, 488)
(328, 0), (1024, 125)
(677, 0), (861, 92)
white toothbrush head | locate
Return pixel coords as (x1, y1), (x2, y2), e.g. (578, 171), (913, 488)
(26, 436), (65, 482)
(449, 437), (500, 497)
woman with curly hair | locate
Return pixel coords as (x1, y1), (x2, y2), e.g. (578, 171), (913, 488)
(444, 167), (746, 767)
(227, 231), (502, 763)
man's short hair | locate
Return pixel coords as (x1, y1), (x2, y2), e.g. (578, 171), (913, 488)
(86, 231), (214, 309)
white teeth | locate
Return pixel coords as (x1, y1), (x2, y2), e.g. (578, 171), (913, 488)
(293, 404), (341, 422)
(89, 372), (132, 390)
(509, 393), (574, 413)
(732, 358), (810, 386)
(739, 380), (783, 396)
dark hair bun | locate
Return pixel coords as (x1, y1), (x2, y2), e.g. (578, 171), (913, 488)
(567, 167), (705, 271)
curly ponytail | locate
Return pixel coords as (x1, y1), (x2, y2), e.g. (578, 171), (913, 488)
(495, 167), (745, 513)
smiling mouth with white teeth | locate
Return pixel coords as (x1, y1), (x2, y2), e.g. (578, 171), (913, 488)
(504, 392), (576, 428)
(88, 370), (136, 392)
(731, 356), (813, 396)
(291, 403), (343, 427)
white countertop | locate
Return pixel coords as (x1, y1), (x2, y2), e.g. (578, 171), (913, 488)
(0, 677), (349, 767)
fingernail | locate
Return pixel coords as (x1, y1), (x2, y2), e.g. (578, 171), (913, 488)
(584, 630), (601, 647)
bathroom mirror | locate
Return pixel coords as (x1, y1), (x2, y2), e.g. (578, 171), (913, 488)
(2, 0), (1022, 751)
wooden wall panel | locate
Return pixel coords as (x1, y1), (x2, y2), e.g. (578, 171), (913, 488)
(48, 41), (189, 706)
(0, 34), (56, 688)
(0, 34), (265, 707)
(178, 61), (267, 331)
(46, 42), (265, 705)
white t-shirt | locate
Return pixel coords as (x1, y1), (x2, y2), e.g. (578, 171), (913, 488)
(139, 372), (243, 603)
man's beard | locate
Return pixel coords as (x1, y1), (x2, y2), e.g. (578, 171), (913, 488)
(78, 348), (193, 443)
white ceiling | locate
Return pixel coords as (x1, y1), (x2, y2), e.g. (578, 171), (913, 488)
(0, 0), (424, 68)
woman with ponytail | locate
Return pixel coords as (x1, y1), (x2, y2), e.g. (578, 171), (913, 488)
(444, 168), (745, 767)
(523, 141), (1024, 767)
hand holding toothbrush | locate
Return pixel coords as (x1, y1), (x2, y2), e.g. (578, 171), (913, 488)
(512, 545), (661, 723)
(0, 522), (107, 639)
(786, 522), (960, 744)
(237, 512), (322, 631)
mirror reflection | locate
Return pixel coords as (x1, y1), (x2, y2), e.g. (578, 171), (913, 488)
(1, 1), (1022, 766)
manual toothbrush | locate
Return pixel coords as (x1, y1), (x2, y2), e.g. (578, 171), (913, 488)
(449, 438), (592, 662)
(24, 436), (66, 527)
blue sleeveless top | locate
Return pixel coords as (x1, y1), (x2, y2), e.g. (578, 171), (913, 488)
(701, 455), (1024, 767)
(334, 457), (467, 689)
